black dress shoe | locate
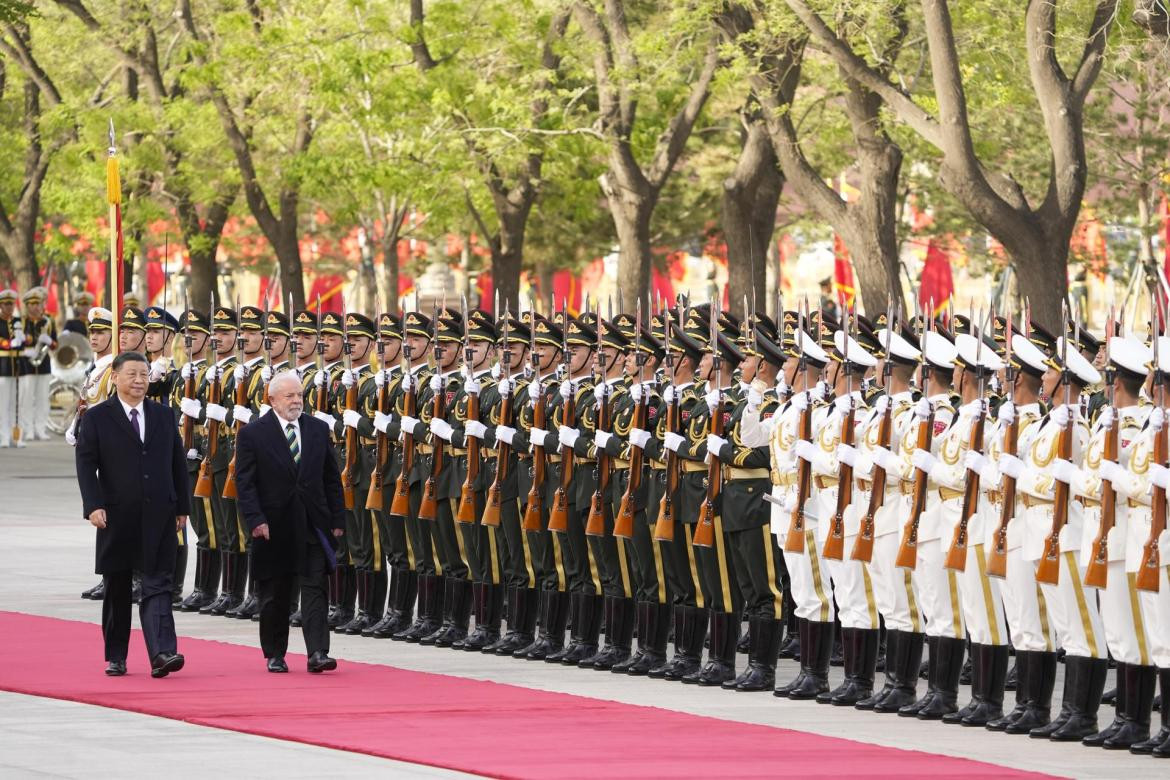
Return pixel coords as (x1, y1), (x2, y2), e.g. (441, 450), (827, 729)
(105, 661), (126, 676)
(83, 581), (106, 601)
(267, 657), (289, 673)
(289, 609), (304, 627)
(150, 652), (185, 678)
(307, 651), (337, 673)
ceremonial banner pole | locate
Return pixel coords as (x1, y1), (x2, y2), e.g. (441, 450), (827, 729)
(106, 119), (123, 346)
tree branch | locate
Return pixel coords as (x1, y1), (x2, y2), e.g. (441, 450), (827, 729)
(646, 40), (718, 190)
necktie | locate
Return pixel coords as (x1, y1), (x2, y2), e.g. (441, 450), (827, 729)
(286, 422), (300, 463)
(129, 408), (141, 441)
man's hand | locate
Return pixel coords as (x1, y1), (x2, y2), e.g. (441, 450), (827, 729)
(252, 523), (270, 540)
(89, 509), (107, 529)
(176, 515), (188, 532)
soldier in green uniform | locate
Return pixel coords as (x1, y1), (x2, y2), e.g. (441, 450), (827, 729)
(144, 306), (184, 602)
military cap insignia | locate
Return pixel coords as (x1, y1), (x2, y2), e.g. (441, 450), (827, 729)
(214, 309), (231, 320)
(380, 314), (393, 327)
(536, 321), (549, 333)
(568, 322), (581, 334)
(345, 314), (360, 327)
(783, 311), (798, 324)
(296, 312), (313, 323)
(407, 314), (422, 325)
(242, 308), (260, 320)
(323, 313), (339, 325)
(123, 307), (136, 319)
(267, 313), (279, 324)
(437, 319), (449, 331)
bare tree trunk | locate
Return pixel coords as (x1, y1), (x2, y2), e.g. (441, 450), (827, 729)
(723, 118), (782, 314)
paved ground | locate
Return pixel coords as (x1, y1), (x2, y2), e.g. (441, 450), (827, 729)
(0, 438), (1165, 779)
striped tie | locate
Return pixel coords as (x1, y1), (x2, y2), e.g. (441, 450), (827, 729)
(286, 422), (300, 464)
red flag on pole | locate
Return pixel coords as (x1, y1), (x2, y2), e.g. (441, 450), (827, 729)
(832, 235), (856, 311)
(106, 120), (123, 342)
(919, 240), (954, 316)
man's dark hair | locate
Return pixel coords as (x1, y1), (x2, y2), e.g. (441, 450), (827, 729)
(112, 351), (149, 371)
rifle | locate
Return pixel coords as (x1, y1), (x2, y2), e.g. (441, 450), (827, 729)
(180, 291), (196, 452)
(338, 308), (358, 510)
(945, 306), (988, 571)
(1036, 307), (1075, 585)
(784, 299), (816, 554)
(1084, 307), (1117, 589)
(693, 302), (724, 548)
(419, 303), (445, 522)
(314, 294), (328, 416)
(483, 305), (512, 528)
(895, 309), (937, 570)
(615, 298), (646, 539)
(1137, 300), (1166, 592)
(586, 300), (613, 537)
(366, 294), (389, 511)
(824, 310), (857, 560)
(852, 298), (895, 562)
(522, 309), (547, 532)
(457, 296), (480, 524)
(548, 299), (575, 534)
(987, 305), (1021, 578)
(653, 301), (681, 542)
(389, 305), (415, 519)
(194, 292), (219, 499)
(222, 298), (246, 500)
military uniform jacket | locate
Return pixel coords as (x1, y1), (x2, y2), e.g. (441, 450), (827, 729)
(448, 368), (500, 498)
(562, 376), (600, 508)
(329, 363), (378, 486)
(598, 378), (664, 512)
(987, 401), (1045, 553)
(394, 363), (434, 486)
(199, 354), (239, 471)
(170, 359), (209, 459)
(514, 372), (560, 504)
(1106, 410), (1170, 571)
(1013, 404), (1089, 561)
(482, 371), (529, 503)
(804, 390), (869, 535)
(876, 391), (956, 544)
(1071, 402), (1148, 564)
(19, 315), (57, 376)
(928, 399), (990, 544)
(0, 315), (23, 377)
(718, 391), (781, 532)
(676, 381), (728, 525)
(374, 364), (406, 484)
(412, 368), (460, 494)
(147, 358), (178, 407)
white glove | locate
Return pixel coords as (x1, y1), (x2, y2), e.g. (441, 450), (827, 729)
(964, 450), (988, 475)
(530, 427), (549, 447)
(815, 380), (829, 400)
(834, 394), (852, 413)
(911, 448), (937, 474)
(1051, 457), (1080, 486)
(374, 369), (386, 388)
(706, 433), (728, 459)
(430, 418), (453, 441)
(998, 453), (1024, 480)
(872, 445), (894, 473)
(746, 386), (763, 411)
(1150, 407), (1165, 432)
(791, 391), (809, 413)
(629, 428), (652, 450)
(181, 362), (194, 380)
(498, 378), (512, 398)
(1099, 459), (1125, 487)
(313, 410), (337, 429)
(874, 395), (889, 415)
(261, 365), (274, 384)
(997, 400), (1016, 424)
(914, 398), (932, 420)
(148, 358), (167, 382)
(342, 409), (362, 429)
(595, 430), (613, 450)
(559, 380), (573, 400)
(37, 332), (53, 346)
(591, 385), (605, 407)
(314, 370), (326, 388)
(664, 432), (685, 453)
(402, 371), (415, 393)
(837, 443), (857, 468)
(65, 426), (77, 446)
(259, 403), (271, 418)
(630, 382), (643, 403)
(1097, 406), (1114, 430)
(9, 332), (23, 348)
(341, 368), (356, 388)
(465, 420), (487, 439)
(496, 425), (517, 445)
(233, 364), (245, 383)
(186, 448), (200, 461)
(374, 411), (392, 433)
(663, 385), (676, 405)
(232, 405), (253, 425)
(205, 403), (228, 422)
(794, 439), (817, 463)
(21, 348), (36, 358)
(704, 388), (720, 412)
(429, 373), (442, 393)
(464, 376), (480, 396)
(1049, 404), (1070, 429)
(558, 425), (580, 448)
(1149, 463), (1170, 491)
(528, 381), (541, 403)
(490, 362), (501, 381)
(775, 379), (789, 398)
(180, 397), (202, 419)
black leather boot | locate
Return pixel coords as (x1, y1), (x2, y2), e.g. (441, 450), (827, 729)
(586, 597), (634, 670)
(1084, 661), (1126, 746)
(685, 611), (737, 687)
(621, 602), (669, 675)
(579, 596), (616, 669)
(775, 618), (810, 697)
(858, 628), (900, 710)
(916, 636), (965, 719)
(874, 631), (925, 713)
(725, 616), (763, 690)
(557, 594), (603, 665)
(365, 567), (400, 637)
(958, 643), (1009, 726)
(395, 573), (443, 641)
(1132, 668), (1170, 754)
(329, 566), (355, 629)
(787, 620), (833, 700)
(1006, 651), (1058, 734)
(179, 549), (211, 611)
(832, 628), (878, 706)
(1050, 656), (1108, 741)
(947, 642), (985, 725)
(988, 649), (1030, 731)
(778, 607), (801, 660)
(519, 589), (568, 660)
(424, 578), (472, 647)
(460, 583), (503, 651)
(900, 635), (940, 717)
(737, 618), (751, 654)
(453, 582), (485, 650)
(232, 551), (261, 619)
(615, 601), (651, 674)
(1104, 663), (1157, 749)
(819, 627), (856, 703)
(487, 586), (537, 655)
(734, 617), (781, 692)
(201, 552), (232, 614)
(172, 544), (188, 604)
(341, 570), (374, 635)
(663, 606), (708, 681)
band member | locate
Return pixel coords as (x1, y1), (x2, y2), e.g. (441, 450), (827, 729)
(64, 292), (95, 336)
(75, 351), (189, 678)
(0, 288), (22, 449)
(19, 287), (57, 441)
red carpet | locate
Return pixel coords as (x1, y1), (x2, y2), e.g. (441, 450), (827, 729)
(0, 611), (1058, 779)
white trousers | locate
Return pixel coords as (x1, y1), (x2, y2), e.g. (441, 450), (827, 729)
(957, 543), (1009, 646)
(1098, 561), (1155, 666)
(784, 528), (836, 623)
(19, 373), (50, 437)
(1036, 551), (1105, 659)
(910, 538), (964, 639)
(824, 546), (880, 630)
(867, 531), (923, 633)
(1138, 565), (1170, 669)
(0, 377), (14, 445)
(999, 547), (1056, 652)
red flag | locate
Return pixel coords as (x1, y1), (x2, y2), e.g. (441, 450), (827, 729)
(307, 274), (346, 313)
(919, 240), (954, 316)
(832, 235), (856, 311)
(651, 265), (674, 306)
(146, 261), (164, 305)
(552, 269), (582, 315)
(476, 271), (493, 312)
(1163, 197), (1170, 283)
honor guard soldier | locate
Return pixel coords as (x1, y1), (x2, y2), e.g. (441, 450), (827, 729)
(175, 308), (218, 612)
(18, 287), (57, 440)
(118, 306), (149, 354)
(145, 306), (180, 405)
(292, 309), (321, 401)
(0, 288), (22, 448)
(509, 313), (572, 660)
(64, 291), (95, 336)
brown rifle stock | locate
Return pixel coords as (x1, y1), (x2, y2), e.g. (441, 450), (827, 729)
(522, 385), (547, 532)
(1136, 407), (1167, 592)
(456, 386), (480, 524)
(783, 396), (814, 554)
(418, 376), (444, 522)
(548, 393), (574, 534)
(194, 368), (220, 499)
(852, 400), (892, 562)
(895, 406), (935, 570)
(823, 398), (855, 560)
(1083, 408), (1118, 588)
(945, 407), (986, 571)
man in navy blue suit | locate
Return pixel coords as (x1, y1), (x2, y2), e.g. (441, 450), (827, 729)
(235, 370), (345, 673)
(75, 351), (189, 677)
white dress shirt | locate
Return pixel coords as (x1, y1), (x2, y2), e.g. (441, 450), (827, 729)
(119, 397), (145, 442)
